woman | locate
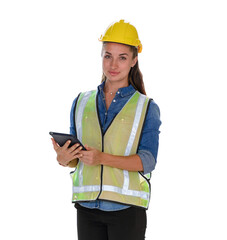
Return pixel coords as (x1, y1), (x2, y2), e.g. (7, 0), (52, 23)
(52, 19), (161, 240)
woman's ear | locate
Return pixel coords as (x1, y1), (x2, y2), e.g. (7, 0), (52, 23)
(131, 56), (138, 67)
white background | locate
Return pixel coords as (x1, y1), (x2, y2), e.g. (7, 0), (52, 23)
(1, 0), (227, 239)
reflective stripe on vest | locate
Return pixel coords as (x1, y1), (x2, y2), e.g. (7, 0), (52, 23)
(122, 94), (147, 193)
(71, 90), (151, 208)
(75, 90), (93, 187)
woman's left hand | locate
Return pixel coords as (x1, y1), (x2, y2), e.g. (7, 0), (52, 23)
(79, 145), (102, 166)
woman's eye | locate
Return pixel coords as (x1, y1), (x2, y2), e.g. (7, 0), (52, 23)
(104, 55), (111, 59)
(120, 56), (127, 60)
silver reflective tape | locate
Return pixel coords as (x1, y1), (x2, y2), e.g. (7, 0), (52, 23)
(78, 162), (84, 187)
(73, 184), (149, 200)
(73, 185), (100, 193)
(102, 185), (149, 200)
(124, 94), (146, 156)
(76, 91), (93, 142)
(123, 94), (146, 191)
(75, 91), (92, 186)
(122, 170), (129, 191)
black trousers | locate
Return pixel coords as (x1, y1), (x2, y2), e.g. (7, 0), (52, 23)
(75, 203), (147, 240)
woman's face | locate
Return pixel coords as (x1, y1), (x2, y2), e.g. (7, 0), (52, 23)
(102, 42), (137, 85)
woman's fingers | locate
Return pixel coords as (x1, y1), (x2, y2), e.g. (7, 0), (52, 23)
(51, 138), (60, 151)
(51, 138), (85, 166)
(69, 143), (85, 155)
(62, 140), (72, 150)
(68, 143), (79, 152)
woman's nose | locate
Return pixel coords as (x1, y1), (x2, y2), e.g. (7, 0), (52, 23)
(110, 59), (118, 69)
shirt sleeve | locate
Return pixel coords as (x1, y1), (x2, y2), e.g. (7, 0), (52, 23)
(137, 100), (161, 174)
(69, 96), (78, 135)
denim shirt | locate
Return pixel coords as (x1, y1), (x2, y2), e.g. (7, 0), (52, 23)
(70, 81), (161, 211)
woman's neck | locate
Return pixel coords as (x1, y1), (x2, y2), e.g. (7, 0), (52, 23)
(104, 80), (128, 94)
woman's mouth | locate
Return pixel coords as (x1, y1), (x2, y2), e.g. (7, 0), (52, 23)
(109, 71), (120, 76)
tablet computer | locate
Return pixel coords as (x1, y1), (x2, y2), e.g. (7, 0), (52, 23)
(49, 132), (86, 150)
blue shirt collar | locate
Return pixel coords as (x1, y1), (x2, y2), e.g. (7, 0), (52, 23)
(98, 81), (136, 97)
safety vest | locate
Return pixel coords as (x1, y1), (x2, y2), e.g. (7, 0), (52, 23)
(71, 90), (151, 209)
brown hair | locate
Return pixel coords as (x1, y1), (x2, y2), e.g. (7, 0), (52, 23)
(101, 43), (146, 95)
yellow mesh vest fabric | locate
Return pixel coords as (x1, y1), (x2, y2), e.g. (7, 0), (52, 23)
(71, 90), (151, 208)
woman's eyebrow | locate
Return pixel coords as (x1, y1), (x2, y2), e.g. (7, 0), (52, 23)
(119, 53), (129, 56)
(104, 52), (129, 56)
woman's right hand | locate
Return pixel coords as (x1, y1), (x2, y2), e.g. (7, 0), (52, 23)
(51, 138), (83, 167)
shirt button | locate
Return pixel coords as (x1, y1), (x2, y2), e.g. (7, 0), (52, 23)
(113, 99), (116, 103)
(105, 112), (107, 115)
(117, 91), (120, 94)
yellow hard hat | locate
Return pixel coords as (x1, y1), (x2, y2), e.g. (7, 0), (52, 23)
(99, 19), (142, 53)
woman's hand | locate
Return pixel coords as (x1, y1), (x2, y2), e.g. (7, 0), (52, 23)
(80, 145), (143, 171)
(79, 145), (102, 166)
(51, 138), (83, 167)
